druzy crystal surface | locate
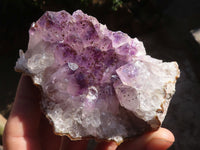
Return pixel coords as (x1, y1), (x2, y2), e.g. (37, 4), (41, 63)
(15, 10), (180, 143)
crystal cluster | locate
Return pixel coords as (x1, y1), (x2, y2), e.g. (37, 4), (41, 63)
(15, 10), (180, 143)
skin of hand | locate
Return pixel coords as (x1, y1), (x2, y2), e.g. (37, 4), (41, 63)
(3, 75), (175, 150)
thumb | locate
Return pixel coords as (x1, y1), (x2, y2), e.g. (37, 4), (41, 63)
(117, 128), (175, 150)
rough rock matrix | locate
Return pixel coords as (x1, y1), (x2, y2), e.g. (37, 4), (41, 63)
(15, 10), (180, 143)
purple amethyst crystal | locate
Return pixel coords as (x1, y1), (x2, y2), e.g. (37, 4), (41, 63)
(15, 10), (180, 143)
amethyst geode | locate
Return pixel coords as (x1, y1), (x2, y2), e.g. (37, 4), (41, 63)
(15, 10), (180, 143)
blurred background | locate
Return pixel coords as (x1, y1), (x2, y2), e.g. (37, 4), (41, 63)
(0, 0), (200, 149)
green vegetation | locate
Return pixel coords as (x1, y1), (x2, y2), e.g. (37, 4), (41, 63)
(0, 115), (6, 136)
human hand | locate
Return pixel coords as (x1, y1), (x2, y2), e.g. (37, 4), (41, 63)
(3, 75), (175, 150)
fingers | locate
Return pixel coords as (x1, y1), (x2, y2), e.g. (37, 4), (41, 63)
(3, 75), (42, 150)
(117, 127), (175, 150)
(94, 141), (118, 150)
(3, 75), (174, 150)
(39, 114), (61, 150)
(59, 128), (174, 150)
(59, 136), (88, 150)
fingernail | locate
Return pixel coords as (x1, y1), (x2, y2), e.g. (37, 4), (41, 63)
(145, 138), (174, 150)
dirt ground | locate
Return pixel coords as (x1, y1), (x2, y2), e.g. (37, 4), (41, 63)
(0, 0), (200, 149)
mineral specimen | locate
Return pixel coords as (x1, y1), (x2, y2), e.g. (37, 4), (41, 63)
(15, 10), (180, 143)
